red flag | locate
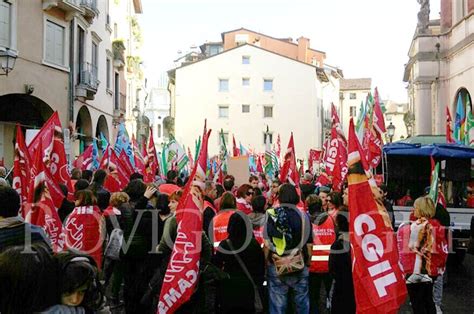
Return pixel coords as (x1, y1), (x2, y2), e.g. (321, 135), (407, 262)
(106, 151), (130, 192)
(232, 135), (240, 157)
(28, 112), (73, 199)
(73, 145), (93, 170)
(324, 105), (348, 191)
(279, 133), (299, 187)
(187, 146), (194, 170)
(446, 106), (455, 143)
(308, 149), (322, 174)
(27, 111), (62, 158)
(373, 88), (386, 134)
(276, 133), (281, 160)
(119, 150), (134, 178)
(100, 145), (111, 170)
(144, 128), (159, 183)
(26, 141), (64, 252)
(13, 125), (32, 206)
(157, 124), (211, 313)
(347, 118), (407, 313)
(132, 135), (146, 174)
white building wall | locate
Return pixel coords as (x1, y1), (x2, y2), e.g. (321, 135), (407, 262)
(174, 45), (322, 159)
(340, 89), (370, 137)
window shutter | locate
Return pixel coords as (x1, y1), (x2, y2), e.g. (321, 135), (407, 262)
(0, 2), (10, 47)
(45, 22), (54, 62)
(54, 24), (64, 65)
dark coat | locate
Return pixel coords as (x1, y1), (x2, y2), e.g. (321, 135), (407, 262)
(329, 236), (355, 314)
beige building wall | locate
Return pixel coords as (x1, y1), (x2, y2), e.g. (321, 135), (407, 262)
(404, 1), (474, 136)
(339, 89), (371, 137)
(0, 2), (69, 167)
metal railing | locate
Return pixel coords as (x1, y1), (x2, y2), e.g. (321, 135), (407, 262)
(79, 62), (99, 91)
(81, 0), (98, 13)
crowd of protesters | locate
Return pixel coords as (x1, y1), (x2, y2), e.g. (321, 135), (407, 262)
(0, 165), (451, 314)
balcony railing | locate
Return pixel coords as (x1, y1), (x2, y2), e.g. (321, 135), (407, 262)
(79, 62), (99, 90)
(81, 0), (98, 18)
(43, 0), (83, 14)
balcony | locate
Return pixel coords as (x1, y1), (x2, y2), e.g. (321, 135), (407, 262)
(112, 40), (126, 69)
(81, 0), (98, 19)
(76, 62), (99, 100)
(42, 0), (84, 16)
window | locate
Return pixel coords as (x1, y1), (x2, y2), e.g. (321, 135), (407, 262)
(77, 26), (85, 81)
(242, 104), (250, 113)
(209, 45), (221, 56)
(92, 41), (98, 71)
(218, 105), (229, 118)
(264, 79), (273, 91)
(242, 56), (250, 64)
(219, 79), (229, 92)
(45, 19), (66, 67)
(349, 106), (357, 117)
(106, 57), (111, 90)
(263, 133), (273, 144)
(242, 78), (250, 86)
(114, 72), (120, 110)
(350, 93), (356, 99)
(264, 106), (273, 118)
(219, 132), (229, 147)
(0, 0), (11, 48)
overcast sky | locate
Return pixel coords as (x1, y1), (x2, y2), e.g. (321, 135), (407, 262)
(138, 0), (441, 102)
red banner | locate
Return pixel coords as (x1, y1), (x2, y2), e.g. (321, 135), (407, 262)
(27, 111), (61, 158)
(157, 125), (210, 313)
(347, 119), (407, 314)
(26, 141), (64, 252)
(279, 133), (299, 187)
(232, 135), (240, 157)
(144, 128), (159, 183)
(13, 125), (32, 206)
(308, 149), (322, 174)
(73, 145), (93, 170)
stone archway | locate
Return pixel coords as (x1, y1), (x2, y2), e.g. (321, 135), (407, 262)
(453, 87), (472, 114)
(0, 94), (55, 166)
(75, 106), (93, 154)
(96, 115), (109, 142)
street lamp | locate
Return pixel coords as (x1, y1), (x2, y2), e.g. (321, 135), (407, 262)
(0, 48), (17, 76)
(387, 122), (396, 143)
(132, 105), (140, 140)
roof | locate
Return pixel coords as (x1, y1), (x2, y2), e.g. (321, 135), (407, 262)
(220, 27), (326, 55)
(171, 43), (327, 79)
(340, 78), (372, 91)
(383, 142), (474, 159)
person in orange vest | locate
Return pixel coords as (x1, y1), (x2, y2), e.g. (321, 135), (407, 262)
(210, 192), (237, 249)
(306, 194), (336, 314)
(249, 195), (266, 247)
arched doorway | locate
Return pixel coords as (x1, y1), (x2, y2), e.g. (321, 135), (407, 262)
(75, 106), (93, 154)
(0, 94), (54, 166)
(453, 88), (472, 145)
(96, 115), (109, 142)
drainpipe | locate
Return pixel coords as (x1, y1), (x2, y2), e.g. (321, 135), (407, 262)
(69, 18), (75, 125)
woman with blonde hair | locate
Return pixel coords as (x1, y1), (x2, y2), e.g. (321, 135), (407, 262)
(397, 196), (448, 314)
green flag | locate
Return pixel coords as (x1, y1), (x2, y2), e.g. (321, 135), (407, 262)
(429, 162), (440, 203)
(219, 129), (228, 172)
(465, 95), (473, 147)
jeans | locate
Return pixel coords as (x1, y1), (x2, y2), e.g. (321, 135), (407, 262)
(407, 281), (436, 314)
(267, 264), (310, 314)
(433, 273), (444, 307)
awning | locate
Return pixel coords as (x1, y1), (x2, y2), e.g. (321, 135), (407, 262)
(383, 143), (474, 159)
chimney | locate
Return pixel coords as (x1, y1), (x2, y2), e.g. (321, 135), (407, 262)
(297, 37), (310, 63)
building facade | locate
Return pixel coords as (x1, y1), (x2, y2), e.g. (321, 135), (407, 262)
(0, 0), (145, 166)
(383, 100), (409, 142)
(404, 0), (473, 135)
(145, 74), (170, 148)
(170, 44), (330, 158)
(339, 78), (372, 136)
